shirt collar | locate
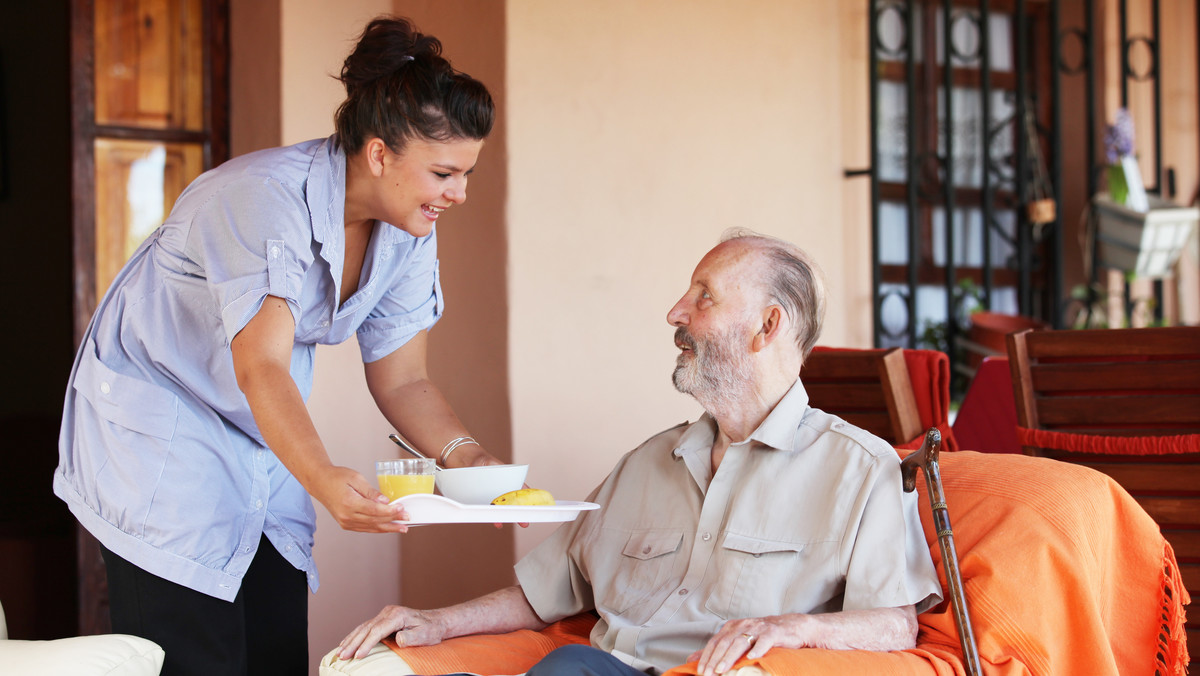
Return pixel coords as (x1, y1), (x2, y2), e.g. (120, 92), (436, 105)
(671, 377), (810, 459)
(746, 377), (809, 451)
(307, 136), (346, 248)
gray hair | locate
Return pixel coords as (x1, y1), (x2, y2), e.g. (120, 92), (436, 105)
(719, 228), (827, 359)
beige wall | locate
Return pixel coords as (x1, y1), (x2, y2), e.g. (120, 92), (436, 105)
(505, 0), (871, 557)
(232, 1), (874, 671)
(232, 0), (513, 669)
(391, 0), (516, 612)
(213, 1), (1200, 671)
(285, 1), (407, 668)
(246, 1), (401, 671)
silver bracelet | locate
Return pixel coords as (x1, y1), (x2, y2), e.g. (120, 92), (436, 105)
(439, 436), (479, 465)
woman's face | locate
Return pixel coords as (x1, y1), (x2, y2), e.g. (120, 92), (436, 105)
(374, 137), (484, 237)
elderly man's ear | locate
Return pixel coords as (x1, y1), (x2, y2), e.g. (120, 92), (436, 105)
(751, 305), (786, 352)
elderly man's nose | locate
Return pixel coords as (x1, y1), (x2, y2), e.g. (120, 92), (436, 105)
(667, 298), (688, 326)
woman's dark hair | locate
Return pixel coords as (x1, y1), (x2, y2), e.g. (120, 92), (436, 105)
(335, 17), (494, 156)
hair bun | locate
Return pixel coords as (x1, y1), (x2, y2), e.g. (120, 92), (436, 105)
(335, 15), (494, 155)
(339, 17), (443, 95)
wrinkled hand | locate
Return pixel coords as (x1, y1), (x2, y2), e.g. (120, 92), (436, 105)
(337, 605), (444, 660)
(690, 615), (801, 676)
(311, 465), (409, 533)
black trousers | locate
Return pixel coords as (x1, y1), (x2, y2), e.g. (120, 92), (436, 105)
(101, 534), (308, 676)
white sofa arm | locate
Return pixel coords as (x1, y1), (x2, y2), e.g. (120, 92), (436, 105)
(0, 634), (164, 676)
(319, 643), (416, 675)
(0, 598), (163, 675)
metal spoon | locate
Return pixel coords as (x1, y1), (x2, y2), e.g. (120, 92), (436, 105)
(388, 433), (441, 471)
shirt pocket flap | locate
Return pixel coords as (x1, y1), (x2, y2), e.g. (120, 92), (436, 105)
(622, 530), (684, 561)
(721, 532), (804, 556)
(266, 239), (287, 297)
(73, 340), (179, 441)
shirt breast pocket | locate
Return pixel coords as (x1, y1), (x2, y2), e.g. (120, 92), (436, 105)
(601, 529), (684, 617)
(705, 533), (806, 620)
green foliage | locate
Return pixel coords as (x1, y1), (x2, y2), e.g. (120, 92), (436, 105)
(918, 278), (985, 353)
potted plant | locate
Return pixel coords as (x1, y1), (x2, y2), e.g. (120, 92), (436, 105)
(1093, 109), (1199, 278)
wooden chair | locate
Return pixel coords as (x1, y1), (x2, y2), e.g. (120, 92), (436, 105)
(1006, 326), (1200, 671)
(801, 347), (923, 446)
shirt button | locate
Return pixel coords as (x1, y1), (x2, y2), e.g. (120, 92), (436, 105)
(270, 246), (281, 258)
(99, 381), (111, 395)
(678, 588), (688, 596)
(320, 319), (330, 327)
(702, 532), (712, 542)
(255, 500), (264, 510)
(642, 546), (651, 554)
(286, 545), (293, 552)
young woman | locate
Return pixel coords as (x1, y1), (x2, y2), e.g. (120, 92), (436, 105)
(55, 17), (500, 675)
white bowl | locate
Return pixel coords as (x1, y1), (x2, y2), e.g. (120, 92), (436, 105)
(435, 464), (528, 505)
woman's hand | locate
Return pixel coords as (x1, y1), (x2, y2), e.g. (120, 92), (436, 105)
(310, 465), (410, 534)
(337, 605), (446, 660)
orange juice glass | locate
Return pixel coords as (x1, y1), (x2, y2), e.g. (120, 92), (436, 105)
(376, 459), (436, 501)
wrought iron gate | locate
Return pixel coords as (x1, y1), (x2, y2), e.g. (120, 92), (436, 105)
(864, 0), (1193, 389)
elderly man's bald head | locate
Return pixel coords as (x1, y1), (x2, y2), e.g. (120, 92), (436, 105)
(718, 229), (827, 360)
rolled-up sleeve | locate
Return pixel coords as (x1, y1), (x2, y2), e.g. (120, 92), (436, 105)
(356, 228), (444, 363)
(183, 177), (313, 344)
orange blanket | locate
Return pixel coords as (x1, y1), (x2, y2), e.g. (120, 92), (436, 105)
(384, 613), (594, 675)
(388, 452), (1189, 675)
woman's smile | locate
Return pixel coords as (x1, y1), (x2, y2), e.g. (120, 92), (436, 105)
(421, 203), (448, 221)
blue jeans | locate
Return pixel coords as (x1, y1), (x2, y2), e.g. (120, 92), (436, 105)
(442, 644), (648, 676)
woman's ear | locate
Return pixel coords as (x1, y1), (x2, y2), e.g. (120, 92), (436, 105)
(751, 305), (785, 352)
(364, 138), (388, 177)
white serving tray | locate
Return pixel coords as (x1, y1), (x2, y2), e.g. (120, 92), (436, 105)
(391, 493), (599, 525)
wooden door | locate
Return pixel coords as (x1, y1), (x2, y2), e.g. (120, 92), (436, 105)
(69, 0), (228, 634)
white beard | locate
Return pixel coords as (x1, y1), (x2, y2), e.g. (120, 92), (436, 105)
(672, 323), (755, 415)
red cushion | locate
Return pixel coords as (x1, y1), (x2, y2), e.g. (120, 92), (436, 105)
(810, 347), (959, 452)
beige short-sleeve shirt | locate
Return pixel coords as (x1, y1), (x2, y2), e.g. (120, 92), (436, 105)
(515, 379), (942, 673)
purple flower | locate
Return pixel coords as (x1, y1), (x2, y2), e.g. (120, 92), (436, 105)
(1104, 108), (1135, 164)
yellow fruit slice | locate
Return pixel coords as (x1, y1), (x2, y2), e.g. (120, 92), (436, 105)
(491, 488), (555, 506)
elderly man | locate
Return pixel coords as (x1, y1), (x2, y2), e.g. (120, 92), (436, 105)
(337, 231), (941, 676)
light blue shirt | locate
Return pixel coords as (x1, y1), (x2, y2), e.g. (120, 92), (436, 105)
(54, 136), (443, 601)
